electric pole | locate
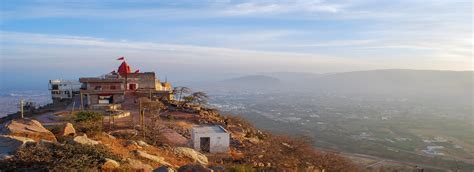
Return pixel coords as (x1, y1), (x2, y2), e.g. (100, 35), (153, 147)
(80, 93), (84, 111)
(19, 99), (24, 119)
(70, 101), (75, 116)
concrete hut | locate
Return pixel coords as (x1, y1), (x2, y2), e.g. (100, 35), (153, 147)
(191, 125), (229, 153)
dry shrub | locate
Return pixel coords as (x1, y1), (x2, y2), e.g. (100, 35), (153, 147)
(241, 134), (361, 171)
(224, 115), (255, 130)
(142, 124), (176, 147)
(0, 142), (120, 171)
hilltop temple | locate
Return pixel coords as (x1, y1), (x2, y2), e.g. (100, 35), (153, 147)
(78, 60), (172, 107)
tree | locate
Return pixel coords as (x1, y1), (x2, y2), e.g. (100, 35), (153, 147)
(191, 91), (209, 106)
(172, 86), (191, 105)
(138, 97), (166, 123)
(182, 91), (209, 107)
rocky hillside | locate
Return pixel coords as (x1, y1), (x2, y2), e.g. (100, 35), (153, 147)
(0, 102), (360, 171)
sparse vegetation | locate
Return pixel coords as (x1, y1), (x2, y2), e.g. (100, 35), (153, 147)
(0, 142), (120, 171)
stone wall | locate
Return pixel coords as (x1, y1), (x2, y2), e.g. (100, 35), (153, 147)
(126, 72), (156, 90)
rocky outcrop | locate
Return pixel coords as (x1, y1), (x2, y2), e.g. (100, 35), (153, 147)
(124, 158), (153, 172)
(177, 164), (212, 172)
(0, 119), (57, 142)
(72, 135), (100, 145)
(59, 122), (76, 137)
(101, 158), (120, 169)
(173, 147), (208, 165)
(153, 166), (176, 172)
(0, 135), (35, 160)
(132, 150), (172, 166)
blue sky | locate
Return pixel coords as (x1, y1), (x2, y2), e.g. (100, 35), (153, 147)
(0, 0), (472, 90)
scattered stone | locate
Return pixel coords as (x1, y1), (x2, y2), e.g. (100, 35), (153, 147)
(101, 158), (120, 169)
(173, 147), (208, 165)
(228, 125), (244, 134)
(247, 137), (260, 144)
(103, 132), (116, 139)
(110, 129), (138, 139)
(132, 150), (172, 166)
(0, 135), (35, 159)
(153, 166), (176, 172)
(125, 140), (142, 149)
(0, 119), (57, 142)
(281, 142), (293, 149)
(59, 122), (76, 137)
(73, 135), (100, 145)
(124, 158), (153, 172)
(177, 164), (212, 172)
(137, 140), (150, 147)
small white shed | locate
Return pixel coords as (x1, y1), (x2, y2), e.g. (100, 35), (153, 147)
(191, 125), (230, 153)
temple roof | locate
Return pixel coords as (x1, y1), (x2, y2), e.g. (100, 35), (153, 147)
(117, 61), (132, 75)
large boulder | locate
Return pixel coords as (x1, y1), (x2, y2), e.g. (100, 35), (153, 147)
(132, 150), (172, 166)
(177, 164), (212, 172)
(72, 135), (100, 145)
(59, 122), (76, 137)
(0, 119), (57, 142)
(124, 158), (153, 172)
(173, 147), (208, 165)
(101, 158), (120, 169)
(153, 166), (176, 172)
(0, 135), (35, 160)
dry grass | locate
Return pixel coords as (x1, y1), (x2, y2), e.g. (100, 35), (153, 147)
(0, 142), (120, 171)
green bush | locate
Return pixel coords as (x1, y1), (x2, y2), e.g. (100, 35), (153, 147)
(74, 111), (104, 136)
(75, 111), (103, 122)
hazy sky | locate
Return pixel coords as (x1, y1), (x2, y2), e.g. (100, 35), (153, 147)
(0, 0), (472, 90)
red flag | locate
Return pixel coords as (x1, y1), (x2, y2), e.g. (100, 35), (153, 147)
(117, 56), (125, 60)
(134, 69), (140, 73)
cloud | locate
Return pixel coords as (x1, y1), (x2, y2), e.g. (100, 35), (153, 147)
(290, 40), (376, 47)
(2, 30), (472, 72)
(1, 31), (379, 73)
(220, 0), (342, 15)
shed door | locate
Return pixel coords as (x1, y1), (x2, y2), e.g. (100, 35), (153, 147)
(200, 137), (210, 153)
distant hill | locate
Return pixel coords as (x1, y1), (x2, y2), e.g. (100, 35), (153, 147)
(199, 69), (473, 103)
(298, 69), (473, 95)
(224, 75), (280, 85)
